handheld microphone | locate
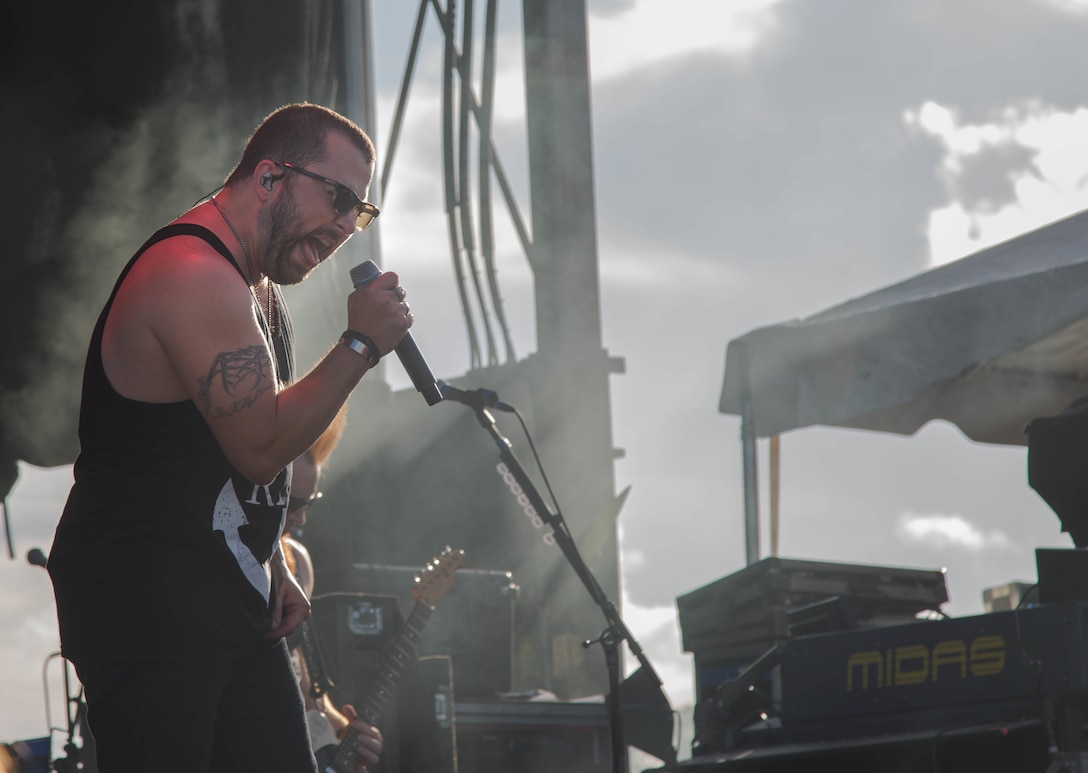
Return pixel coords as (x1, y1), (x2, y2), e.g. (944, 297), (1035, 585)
(349, 260), (443, 406)
(437, 381), (514, 413)
(26, 547), (47, 568)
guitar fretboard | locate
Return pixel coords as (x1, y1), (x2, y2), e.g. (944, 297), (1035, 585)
(326, 601), (434, 773)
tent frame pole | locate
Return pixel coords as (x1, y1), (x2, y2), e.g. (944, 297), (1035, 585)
(736, 342), (760, 564)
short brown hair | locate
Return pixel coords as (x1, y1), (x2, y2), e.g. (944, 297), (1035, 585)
(225, 103), (375, 187)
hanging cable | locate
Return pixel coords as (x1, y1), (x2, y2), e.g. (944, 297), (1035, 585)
(457, 0), (500, 365)
(2, 499), (12, 559)
(383, 0), (531, 368)
(478, 0), (516, 361)
(380, 0), (429, 200)
(441, 0), (482, 367)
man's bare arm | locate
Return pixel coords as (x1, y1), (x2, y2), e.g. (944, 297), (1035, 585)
(103, 237), (410, 484)
(196, 345), (275, 419)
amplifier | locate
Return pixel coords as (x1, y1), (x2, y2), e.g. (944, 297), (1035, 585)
(677, 557), (949, 656)
(316, 562), (519, 699)
(309, 592), (405, 714)
(453, 698), (610, 773)
(775, 602), (1088, 743)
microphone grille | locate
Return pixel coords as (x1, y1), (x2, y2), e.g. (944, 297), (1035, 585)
(349, 260), (381, 289)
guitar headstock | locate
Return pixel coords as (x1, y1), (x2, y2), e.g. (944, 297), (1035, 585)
(412, 546), (465, 607)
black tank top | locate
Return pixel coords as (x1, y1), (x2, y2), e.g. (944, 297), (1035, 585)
(49, 224), (295, 664)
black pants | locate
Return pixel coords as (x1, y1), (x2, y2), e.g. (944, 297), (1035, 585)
(72, 638), (317, 773)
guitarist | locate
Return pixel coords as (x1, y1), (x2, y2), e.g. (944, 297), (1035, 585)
(283, 415), (384, 771)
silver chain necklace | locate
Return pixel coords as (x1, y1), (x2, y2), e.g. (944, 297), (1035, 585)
(211, 197), (275, 334)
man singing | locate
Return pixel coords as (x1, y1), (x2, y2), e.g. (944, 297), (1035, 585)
(48, 103), (404, 772)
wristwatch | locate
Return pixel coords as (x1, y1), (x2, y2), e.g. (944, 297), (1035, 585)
(339, 330), (380, 366)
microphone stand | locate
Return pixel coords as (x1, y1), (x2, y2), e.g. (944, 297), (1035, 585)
(51, 657), (97, 773)
(29, 550), (98, 773)
(459, 401), (675, 773)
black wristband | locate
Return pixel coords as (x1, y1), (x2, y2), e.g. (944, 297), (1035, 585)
(339, 329), (381, 366)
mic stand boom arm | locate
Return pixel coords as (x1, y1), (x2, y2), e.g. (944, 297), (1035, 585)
(467, 403), (674, 773)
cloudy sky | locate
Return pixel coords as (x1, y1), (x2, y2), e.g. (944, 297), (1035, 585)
(6, 0), (1088, 760)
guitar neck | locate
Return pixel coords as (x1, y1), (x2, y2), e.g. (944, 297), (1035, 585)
(325, 600), (433, 773)
(297, 618), (332, 698)
(358, 600), (432, 724)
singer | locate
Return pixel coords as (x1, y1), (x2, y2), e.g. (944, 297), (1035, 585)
(46, 103), (403, 773)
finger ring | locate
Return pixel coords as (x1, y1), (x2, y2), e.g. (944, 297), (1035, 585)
(394, 286), (406, 301)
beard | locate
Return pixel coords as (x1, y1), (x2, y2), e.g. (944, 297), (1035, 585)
(259, 186), (321, 286)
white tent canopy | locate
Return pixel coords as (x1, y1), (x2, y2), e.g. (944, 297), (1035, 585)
(719, 208), (1088, 559)
(720, 208), (1088, 446)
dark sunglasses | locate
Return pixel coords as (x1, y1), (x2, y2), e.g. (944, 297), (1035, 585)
(278, 162), (380, 231)
(287, 491), (323, 512)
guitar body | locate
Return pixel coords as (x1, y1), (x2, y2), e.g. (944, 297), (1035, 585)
(319, 546), (464, 773)
(314, 742), (338, 772)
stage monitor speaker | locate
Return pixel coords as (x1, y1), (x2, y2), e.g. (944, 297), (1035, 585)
(453, 699), (610, 773)
(618, 666), (677, 767)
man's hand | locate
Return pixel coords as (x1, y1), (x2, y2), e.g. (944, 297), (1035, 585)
(346, 270), (413, 356)
(340, 705), (382, 772)
(267, 556), (310, 639)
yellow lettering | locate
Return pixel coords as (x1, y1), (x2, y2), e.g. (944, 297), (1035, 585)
(894, 644), (929, 686)
(931, 640), (968, 681)
(969, 635), (1006, 676)
(846, 651), (882, 691)
(846, 635), (1006, 692)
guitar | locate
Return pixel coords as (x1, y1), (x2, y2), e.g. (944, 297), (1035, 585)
(283, 538), (335, 701)
(296, 616), (335, 699)
(318, 546), (465, 773)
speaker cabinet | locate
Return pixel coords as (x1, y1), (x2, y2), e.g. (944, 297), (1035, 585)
(453, 699), (611, 773)
(316, 563), (519, 699)
(309, 592), (457, 773)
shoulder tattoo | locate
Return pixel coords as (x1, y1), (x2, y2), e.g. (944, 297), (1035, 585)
(197, 345), (274, 419)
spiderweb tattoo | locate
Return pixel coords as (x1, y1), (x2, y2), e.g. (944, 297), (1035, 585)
(197, 345), (274, 418)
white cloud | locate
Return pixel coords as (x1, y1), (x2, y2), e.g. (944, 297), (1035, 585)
(621, 594), (675, 637)
(907, 101), (1012, 159)
(619, 588), (694, 708)
(622, 545), (648, 571)
(599, 241), (740, 290)
(895, 511), (1014, 552)
(1041, 0), (1088, 13)
(905, 101), (1088, 267)
(588, 0), (785, 80)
